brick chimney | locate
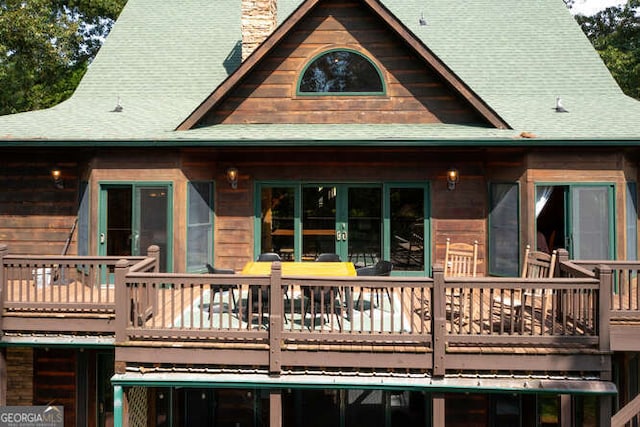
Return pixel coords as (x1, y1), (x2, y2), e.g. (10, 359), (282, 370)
(241, 0), (277, 61)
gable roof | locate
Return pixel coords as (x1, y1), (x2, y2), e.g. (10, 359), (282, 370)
(0, 0), (639, 145)
(177, 0), (509, 131)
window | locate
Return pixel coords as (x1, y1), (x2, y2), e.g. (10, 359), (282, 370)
(298, 49), (384, 94)
(187, 182), (214, 272)
(488, 183), (519, 276)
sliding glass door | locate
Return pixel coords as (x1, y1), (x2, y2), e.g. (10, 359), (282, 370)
(535, 184), (614, 259)
(257, 182), (429, 274)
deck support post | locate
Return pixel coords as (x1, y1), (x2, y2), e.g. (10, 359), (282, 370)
(432, 393), (445, 427)
(269, 389), (282, 427)
(269, 262), (283, 375)
(432, 264), (446, 377)
(114, 385), (124, 427)
(596, 265), (613, 427)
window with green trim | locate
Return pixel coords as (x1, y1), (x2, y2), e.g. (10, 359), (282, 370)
(298, 49), (384, 94)
(187, 181), (214, 272)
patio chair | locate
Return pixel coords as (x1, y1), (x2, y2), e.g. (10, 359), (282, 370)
(251, 252), (287, 323)
(492, 245), (557, 327)
(204, 264), (237, 313)
(303, 253), (343, 327)
(444, 239), (479, 323)
(315, 253), (341, 262)
(355, 260), (394, 308)
(257, 252), (282, 262)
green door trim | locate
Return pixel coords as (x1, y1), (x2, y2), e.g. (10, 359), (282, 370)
(534, 182), (615, 260)
(254, 181), (431, 275)
(383, 182), (431, 276)
(98, 181), (174, 271)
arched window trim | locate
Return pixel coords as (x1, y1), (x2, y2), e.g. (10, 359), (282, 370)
(296, 48), (386, 96)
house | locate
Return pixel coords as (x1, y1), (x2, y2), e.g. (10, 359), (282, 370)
(1, 0), (639, 425)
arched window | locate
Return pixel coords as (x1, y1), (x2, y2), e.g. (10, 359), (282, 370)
(298, 49), (385, 95)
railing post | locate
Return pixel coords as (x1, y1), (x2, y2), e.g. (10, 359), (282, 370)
(147, 245), (160, 272)
(555, 248), (569, 275)
(269, 262), (283, 376)
(432, 264), (446, 377)
(596, 265), (612, 355)
(146, 245), (160, 315)
(114, 259), (131, 344)
(596, 264), (613, 427)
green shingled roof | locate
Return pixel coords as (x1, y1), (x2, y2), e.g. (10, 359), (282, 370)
(0, 0), (639, 144)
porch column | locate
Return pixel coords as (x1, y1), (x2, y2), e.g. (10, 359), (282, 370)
(269, 262), (283, 375)
(432, 393), (445, 427)
(596, 265), (613, 427)
(432, 264), (446, 377)
(114, 385), (124, 427)
(269, 389), (282, 427)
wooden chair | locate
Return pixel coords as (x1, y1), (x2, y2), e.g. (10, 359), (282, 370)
(444, 239), (479, 324)
(444, 238), (479, 278)
(492, 245), (557, 327)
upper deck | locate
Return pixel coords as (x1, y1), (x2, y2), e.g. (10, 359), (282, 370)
(1, 244), (636, 386)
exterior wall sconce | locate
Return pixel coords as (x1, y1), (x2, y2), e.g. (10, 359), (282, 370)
(226, 167), (238, 189)
(51, 168), (64, 189)
(447, 168), (459, 190)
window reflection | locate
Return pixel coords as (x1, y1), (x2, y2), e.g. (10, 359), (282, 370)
(299, 50), (384, 93)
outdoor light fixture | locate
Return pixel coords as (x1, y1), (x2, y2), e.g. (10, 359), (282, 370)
(226, 167), (238, 189)
(51, 168), (64, 189)
(447, 167), (459, 191)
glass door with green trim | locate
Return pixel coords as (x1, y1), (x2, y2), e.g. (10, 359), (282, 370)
(301, 185), (382, 266)
(259, 183), (428, 273)
(99, 183), (172, 272)
(535, 184), (614, 259)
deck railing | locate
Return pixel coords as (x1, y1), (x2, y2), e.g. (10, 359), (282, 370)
(557, 249), (640, 320)
(0, 244), (617, 372)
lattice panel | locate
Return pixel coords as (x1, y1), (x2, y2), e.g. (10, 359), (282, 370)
(127, 386), (148, 427)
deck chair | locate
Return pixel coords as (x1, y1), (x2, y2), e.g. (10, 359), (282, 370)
(303, 253), (343, 327)
(444, 239), (479, 323)
(205, 264), (237, 313)
(444, 238), (478, 278)
(355, 260), (394, 309)
(492, 245), (557, 326)
(249, 253), (283, 323)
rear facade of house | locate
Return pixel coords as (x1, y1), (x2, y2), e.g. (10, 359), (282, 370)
(1, 0), (640, 426)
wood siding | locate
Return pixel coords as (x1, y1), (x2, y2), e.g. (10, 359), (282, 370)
(1, 147), (635, 273)
(201, 0), (487, 126)
(6, 347), (33, 406)
(34, 348), (76, 427)
(0, 153), (80, 255)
